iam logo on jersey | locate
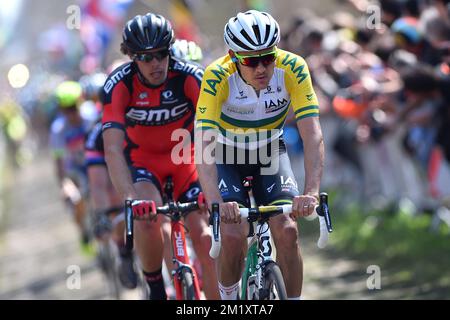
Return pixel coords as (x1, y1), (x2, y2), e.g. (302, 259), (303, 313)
(265, 98), (289, 113)
(280, 176), (298, 192)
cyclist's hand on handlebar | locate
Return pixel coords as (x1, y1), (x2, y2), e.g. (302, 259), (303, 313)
(131, 200), (156, 221)
(196, 192), (209, 215)
(220, 202), (241, 224)
(291, 195), (319, 220)
(198, 202), (209, 215)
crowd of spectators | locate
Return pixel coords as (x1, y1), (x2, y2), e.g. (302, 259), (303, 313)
(280, 0), (450, 219)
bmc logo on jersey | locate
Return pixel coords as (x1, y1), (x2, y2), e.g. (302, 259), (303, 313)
(104, 64), (131, 94)
(126, 102), (189, 126)
(173, 61), (203, 82)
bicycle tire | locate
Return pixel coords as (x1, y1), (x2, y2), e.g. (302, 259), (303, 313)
(180, 268), (196, 300)
(98, 241), (122, 299)
(261, 262), (288, 300)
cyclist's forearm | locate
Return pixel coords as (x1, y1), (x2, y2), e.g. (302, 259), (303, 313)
(104, 148), (137, 201)
(303, 143), (324, 196)
(197, 162), (223, 205)
(195, 131), (223, 205)
(195, 136), (222, 206)
(298, 118), (324, 196)
(103, 128), (138, 200)
(87, 167), (113, 210)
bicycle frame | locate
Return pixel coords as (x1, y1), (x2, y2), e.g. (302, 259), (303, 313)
(125, 176), (203, 300)
(240, 177), (276, 299)
(241, 221), (275, 300)
(162, 176), (201, 300)
(169, 212), (202, 300)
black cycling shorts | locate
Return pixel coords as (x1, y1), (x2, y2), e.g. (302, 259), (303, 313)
(215, 138), (300, 207)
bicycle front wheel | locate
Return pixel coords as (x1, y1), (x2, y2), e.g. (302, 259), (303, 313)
(181, 268), (196, 300)
(261, 262), (288, 300)
(97, 240), (122, 300)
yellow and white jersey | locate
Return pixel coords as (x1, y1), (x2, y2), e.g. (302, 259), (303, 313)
(195, 48), (319, 149)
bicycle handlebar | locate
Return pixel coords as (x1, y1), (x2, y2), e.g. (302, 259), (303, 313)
(125, 193), (205, 251)
(209, 203), (221, 259)
(209, 192), (332, 258)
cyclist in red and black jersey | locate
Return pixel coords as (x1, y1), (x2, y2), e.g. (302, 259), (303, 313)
(102, 13), (219, 300)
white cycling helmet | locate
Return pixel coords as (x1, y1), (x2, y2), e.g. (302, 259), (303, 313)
(224, 10), (280, 52)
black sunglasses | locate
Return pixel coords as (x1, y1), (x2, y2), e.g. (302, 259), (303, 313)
(133, 49), (170, 62)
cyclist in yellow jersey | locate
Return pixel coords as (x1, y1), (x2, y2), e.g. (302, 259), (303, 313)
(195, 10), (324, 300)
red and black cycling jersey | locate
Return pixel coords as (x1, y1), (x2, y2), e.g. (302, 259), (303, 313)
(101, 57), (204, 164)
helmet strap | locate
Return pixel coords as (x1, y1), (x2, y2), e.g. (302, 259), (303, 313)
(228, 50), (238, 63)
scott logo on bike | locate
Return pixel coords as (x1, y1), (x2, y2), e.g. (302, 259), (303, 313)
(126, 103), (189, 126)
(260, 236), (272, 257)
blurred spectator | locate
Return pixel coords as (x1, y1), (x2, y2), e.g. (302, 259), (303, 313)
(380, 0), (404, 27)
(403, 0), (421, 18)
(435, 41), (450, 161)
(399, 64), (444, 167)
(0, 97), (29, 166)
(392, 16), (443, 64)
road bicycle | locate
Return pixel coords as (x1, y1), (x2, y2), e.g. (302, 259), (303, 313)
(125, 177), (204, 300)
(93, 206), (147, 299)
(209, 190), (332, 300)
(93, 207), (123, 299)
